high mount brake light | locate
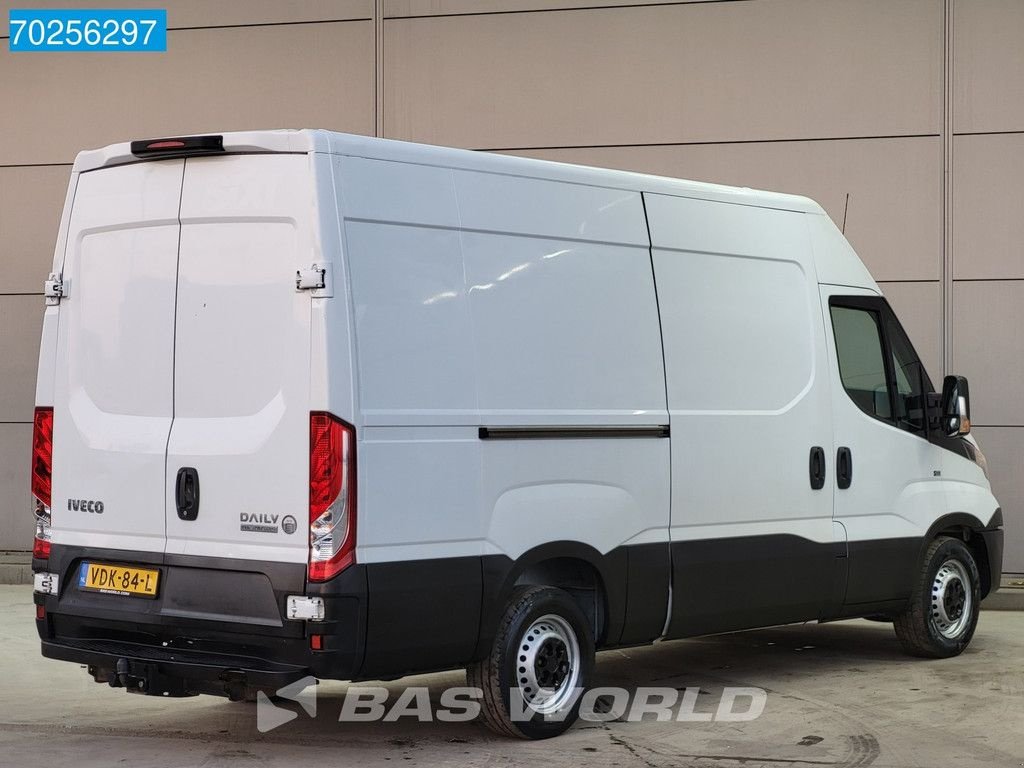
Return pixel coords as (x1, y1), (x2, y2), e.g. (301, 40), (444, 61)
(308, 413), (356, 582)
(129, 135), (224, 158)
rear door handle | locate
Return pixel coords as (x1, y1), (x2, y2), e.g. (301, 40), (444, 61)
(176, 467), (200, 521)
(837, 447), (853, 490)
(809, 446), (826, 490)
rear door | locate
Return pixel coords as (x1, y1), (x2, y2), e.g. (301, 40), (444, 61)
(164, 154), (315, 564)
(51, 160), (183, 554)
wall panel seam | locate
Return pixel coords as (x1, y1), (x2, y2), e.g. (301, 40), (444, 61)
(952, 130), (1024, 137)
(166, 19), (372, 31)
(942, 0), (954, 376)
(952, 278), (1024, 283)
(375, 0), (384, 137)
(482, 134), (941, 152)
(0, 164), (72, 170)
(385, 0), (751, 21)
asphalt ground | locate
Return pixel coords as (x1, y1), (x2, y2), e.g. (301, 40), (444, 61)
(1, 585), (1021, 767)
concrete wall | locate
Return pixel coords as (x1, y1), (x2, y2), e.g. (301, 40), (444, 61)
(0, 0), (1020, 572)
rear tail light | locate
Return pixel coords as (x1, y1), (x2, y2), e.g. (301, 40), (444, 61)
(31, 407), (53, 560)
(308, 413), (356, 582)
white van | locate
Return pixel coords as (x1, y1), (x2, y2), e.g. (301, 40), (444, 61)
(31, 130), (1003, 738)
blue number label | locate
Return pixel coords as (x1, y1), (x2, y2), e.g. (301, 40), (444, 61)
(9, 9), (167, 52)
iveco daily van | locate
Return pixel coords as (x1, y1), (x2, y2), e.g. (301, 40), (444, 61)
(31, 130), (1003, 738)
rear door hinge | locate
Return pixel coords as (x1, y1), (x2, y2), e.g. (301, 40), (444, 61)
(295, 263), (332, 296)
(43, 273), (64, 305)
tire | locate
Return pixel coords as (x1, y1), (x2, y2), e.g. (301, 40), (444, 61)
(468, 585), (595, 739)
(893, 536), (981, 658)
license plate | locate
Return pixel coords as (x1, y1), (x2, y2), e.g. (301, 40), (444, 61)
(78, 562), (159, 598)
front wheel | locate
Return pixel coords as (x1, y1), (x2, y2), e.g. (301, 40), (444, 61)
(468, 585), (595, 739)
(893, 536), (981, 658)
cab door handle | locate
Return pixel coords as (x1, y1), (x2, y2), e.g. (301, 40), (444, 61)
(837, 447), (853, 490)
(809, 446), (826, 490)
(176, 467), (200, 521)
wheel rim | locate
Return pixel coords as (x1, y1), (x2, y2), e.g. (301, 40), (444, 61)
(930, 558), (973, 639)
(514, 614), (581, 715)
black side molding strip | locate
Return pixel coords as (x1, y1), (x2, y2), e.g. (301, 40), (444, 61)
(478, 425), (670, 440)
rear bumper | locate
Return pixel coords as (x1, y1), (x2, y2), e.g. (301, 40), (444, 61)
(34, 544), (368, 696)
(41, 636), (308, 696)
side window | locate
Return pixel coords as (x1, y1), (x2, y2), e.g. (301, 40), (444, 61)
(886, 315), (932, 432)
(830, 306), (891, 420)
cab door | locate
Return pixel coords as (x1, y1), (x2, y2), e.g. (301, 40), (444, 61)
(823, 288), (947, 607)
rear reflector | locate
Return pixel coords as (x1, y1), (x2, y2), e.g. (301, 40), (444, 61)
(33, 538), (50, 560)
(130, 135), (224, 158)
(310, 635), (323, 651)
(308, 413), (356, 582)
(35, 605), (45, 621)
(31, 407), (53, 560)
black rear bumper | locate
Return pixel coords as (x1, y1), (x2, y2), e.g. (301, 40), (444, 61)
(34, 545), (368, 697)
(41, 636), (309, 696)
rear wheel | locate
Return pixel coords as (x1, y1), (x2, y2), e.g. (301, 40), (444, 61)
(468, 585), (594, 739)
(894, 536), (980, 658)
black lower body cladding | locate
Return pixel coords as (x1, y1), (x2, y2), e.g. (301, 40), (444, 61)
(34, 522), (1005, 696)
(979, 526), (1004, 597)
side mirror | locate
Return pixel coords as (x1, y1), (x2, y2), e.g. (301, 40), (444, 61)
(940, 375), (971, 437)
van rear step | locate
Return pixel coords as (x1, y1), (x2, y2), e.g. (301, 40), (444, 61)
(42, 638), (308, 699)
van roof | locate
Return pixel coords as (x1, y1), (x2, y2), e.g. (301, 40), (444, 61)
(74, 129), (826, 215)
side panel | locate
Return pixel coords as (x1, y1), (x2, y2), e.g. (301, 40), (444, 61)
(338, 158), (672, 669)
(164, 154), (314, 564)
(339, 157), (484, 672)
(646, 193), (840, 638)
(460, 170), (672, 648)
(51, 160), (184, 554)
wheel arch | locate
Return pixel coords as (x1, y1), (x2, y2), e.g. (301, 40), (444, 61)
(922, 510), (1001, 598)
(476, 541), (626, 660)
